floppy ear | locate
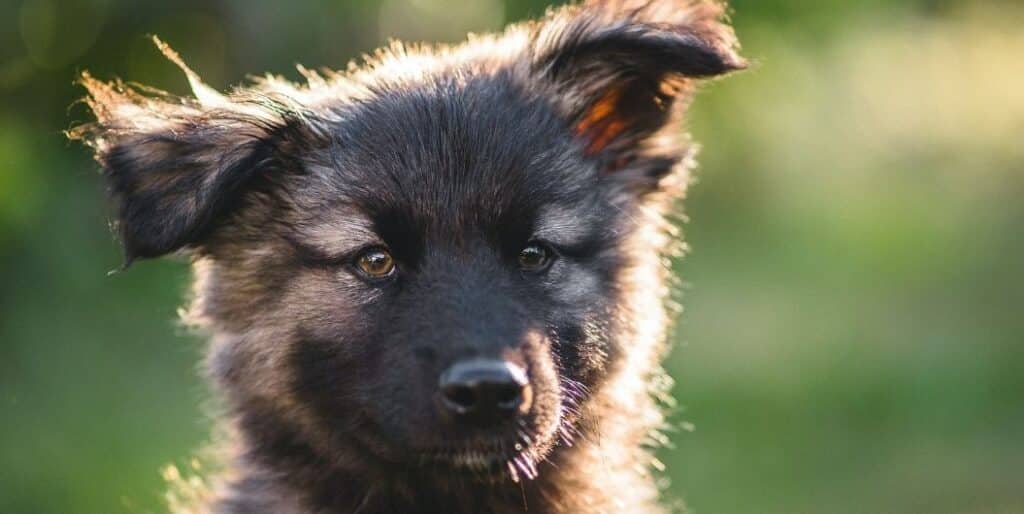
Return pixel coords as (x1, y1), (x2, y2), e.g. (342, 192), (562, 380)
(69, 40), (297, 264)
(531, 0), (745, 171)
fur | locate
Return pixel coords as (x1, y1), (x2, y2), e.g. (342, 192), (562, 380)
(69, 1), (743, 513)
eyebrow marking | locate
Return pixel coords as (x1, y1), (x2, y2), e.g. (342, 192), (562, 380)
(292, 205), (381, 260)
(533, 205), (599, 249)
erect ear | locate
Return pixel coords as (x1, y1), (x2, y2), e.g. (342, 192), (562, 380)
(69, 39), (304, 265)
(531, 0), (745, 168)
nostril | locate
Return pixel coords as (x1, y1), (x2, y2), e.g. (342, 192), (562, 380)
(442, 383), (478, 413)
(494, 383), (522, 410)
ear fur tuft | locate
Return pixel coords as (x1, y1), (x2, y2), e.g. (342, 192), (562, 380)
(68, 40), (312, 264)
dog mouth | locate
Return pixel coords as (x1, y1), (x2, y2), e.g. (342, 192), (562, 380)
(345, 407), (556, 482)
(411, 385), (572, 481)
(417, 436), (543, 481)
(424, 446), (513, 470)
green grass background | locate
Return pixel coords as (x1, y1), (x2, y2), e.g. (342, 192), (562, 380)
(1, 1), (1022, 513)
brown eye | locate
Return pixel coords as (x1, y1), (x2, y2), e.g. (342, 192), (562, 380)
(518, 243), (552, 271)
(355, 247), (396, 278)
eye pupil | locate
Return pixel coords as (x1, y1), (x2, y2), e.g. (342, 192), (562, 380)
(356, 249), (395, 278)
(518, 244), (550, 270)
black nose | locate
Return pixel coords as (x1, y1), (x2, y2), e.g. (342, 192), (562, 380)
(438, 359), (532, 424)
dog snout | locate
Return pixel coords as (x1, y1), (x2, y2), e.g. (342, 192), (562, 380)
(437, 359), (532, 425)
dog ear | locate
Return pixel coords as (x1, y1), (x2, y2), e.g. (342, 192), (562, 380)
(531, 0), (744, 169)
(69, 40), (301, 265)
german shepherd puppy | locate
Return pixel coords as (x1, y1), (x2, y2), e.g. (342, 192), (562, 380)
(71, 1), (743, 512)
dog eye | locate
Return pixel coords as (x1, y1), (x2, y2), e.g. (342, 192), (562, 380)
(355, 247), (396, 279)
(518, 243), (553, 272)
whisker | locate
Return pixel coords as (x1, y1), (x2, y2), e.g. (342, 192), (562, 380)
(507, 460), (521, 483)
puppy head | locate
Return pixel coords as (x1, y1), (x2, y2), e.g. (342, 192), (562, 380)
(71, 1), (742, 483)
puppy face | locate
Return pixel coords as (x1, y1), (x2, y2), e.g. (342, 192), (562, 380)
(71, 0), (742, 482)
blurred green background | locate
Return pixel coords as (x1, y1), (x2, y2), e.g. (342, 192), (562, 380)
(2, 0), (1022, 513)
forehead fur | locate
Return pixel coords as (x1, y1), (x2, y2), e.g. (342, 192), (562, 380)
(298, 75), (595, 218)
